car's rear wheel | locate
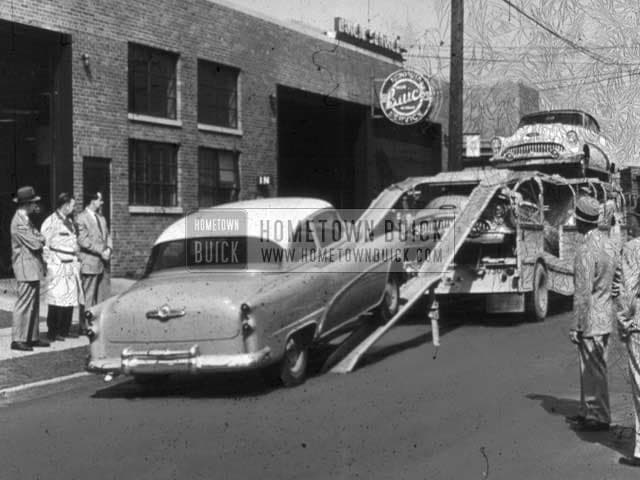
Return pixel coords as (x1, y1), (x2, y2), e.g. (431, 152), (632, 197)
(375, 274), (401, 324)
(277, 336), (309, 387)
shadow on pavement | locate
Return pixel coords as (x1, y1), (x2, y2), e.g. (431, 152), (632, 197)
(527, 393), (634, 458)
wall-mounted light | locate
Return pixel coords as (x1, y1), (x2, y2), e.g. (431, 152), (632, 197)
(81, 53), (90, 69)
(268, 93), (277, 116)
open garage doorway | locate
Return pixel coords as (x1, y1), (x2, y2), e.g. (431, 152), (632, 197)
(277, 86), (366, 209)
(0, 20), (72, 276)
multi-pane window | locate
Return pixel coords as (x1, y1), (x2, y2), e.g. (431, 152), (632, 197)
(129, 140), (178, 206)
(198, 148), (240, 206)
(198, 60), (239, 128)
(129, 43), (178, 119)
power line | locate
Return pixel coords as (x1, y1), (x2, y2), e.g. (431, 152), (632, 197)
(499, 0), (634, 67)
(539, 68), (640, 91)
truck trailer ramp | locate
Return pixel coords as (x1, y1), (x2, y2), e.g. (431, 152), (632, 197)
(330, 182), (505, 374)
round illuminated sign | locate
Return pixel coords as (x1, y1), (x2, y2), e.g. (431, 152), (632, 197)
(379, 69), (434, 125)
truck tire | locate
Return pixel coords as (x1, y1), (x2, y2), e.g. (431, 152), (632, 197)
(526, 262), (548, 322)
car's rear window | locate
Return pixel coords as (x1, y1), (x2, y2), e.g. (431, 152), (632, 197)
(145, 236), (284, 274)
(518, 112), (583, 128)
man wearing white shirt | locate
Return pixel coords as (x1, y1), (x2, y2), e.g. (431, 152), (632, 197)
(77, 191), (112, 335)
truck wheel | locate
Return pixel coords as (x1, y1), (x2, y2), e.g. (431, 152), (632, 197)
(526, 263), (548, 322)
(277, 336), (309, 387)
(375, 274), (401, 324)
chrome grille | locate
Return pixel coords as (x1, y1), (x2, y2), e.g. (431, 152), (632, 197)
(504, 143), (565, 157)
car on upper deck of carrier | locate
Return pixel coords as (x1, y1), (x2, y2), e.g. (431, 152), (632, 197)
(489, 110), (613, 181)
(85, 197), (402, 387)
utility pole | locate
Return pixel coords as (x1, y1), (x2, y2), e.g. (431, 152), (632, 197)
(448, 0), (463, 171)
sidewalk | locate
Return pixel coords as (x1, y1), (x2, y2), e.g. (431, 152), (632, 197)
(0, 277), (136, 361)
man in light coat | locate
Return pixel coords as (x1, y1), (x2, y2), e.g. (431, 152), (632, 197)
(613, 204), (640, 467)
(41, 193), (83, 341)
(567, 195), (618, 431)
(77, 191), (112, 334)
(10, 186), (49, 351)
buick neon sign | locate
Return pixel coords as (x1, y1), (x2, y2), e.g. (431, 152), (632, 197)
(379, 69), (434, 125)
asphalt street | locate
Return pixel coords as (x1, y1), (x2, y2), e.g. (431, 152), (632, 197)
(1, 306), (639, 480)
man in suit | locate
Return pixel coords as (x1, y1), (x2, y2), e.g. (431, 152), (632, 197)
(77, 191), (112, 335)
(10, 186), (49, 351)
(613, 203), (640, 467)
(567, 195), (618, 431)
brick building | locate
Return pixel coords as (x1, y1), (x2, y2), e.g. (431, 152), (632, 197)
(0, 0), (444, 276)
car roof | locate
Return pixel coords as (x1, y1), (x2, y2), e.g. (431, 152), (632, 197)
(520, 109), (600, 130)
(154, 197), (334, 246)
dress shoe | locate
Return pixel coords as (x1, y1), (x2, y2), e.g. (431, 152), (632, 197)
(619, 456), (640, 467)
(570, 418), (610, 432)
(30, 339), (51, 348)
(10, 341), (33, 351)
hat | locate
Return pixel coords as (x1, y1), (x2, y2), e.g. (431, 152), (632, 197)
(13, 186), (41, 204)
(575, 196), (600, 224)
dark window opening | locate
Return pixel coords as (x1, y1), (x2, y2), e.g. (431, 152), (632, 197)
(198, 60), (239, 128)
(198, 148), (239, 207)
(129, 140), (178, 206)
(128, 43), (177, 119)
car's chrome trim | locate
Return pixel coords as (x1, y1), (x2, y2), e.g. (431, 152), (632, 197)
(86, 346), (272, 375)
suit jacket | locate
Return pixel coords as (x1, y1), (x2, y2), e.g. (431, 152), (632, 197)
(11, 209), (45, 282)
(573, 228), (618, 337)
(613, 237), (640, 335)
(77, 208), (112, 275)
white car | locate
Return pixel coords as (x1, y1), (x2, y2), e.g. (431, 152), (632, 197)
(490, 110), (612, 180)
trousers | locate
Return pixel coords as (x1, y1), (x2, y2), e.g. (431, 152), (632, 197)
(578, 334), (611, 424)
(626, 333), (640, 458)
(12, 281), (40, 343)
(79, 273), (103, 330)
(46, 305), (74, 338)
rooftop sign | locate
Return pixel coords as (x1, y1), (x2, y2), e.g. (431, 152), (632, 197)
(332, 17), (405, 61)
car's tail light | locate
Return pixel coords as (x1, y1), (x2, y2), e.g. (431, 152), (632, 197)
(567, 130), (578, 144)
(491, 137), (502, 155)
(240, 303), (255, 335)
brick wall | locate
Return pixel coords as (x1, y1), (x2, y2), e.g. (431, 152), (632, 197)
(0, 0), (400, 276)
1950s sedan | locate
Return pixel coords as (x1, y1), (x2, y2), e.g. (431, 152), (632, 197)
(86, 198), (401, 387)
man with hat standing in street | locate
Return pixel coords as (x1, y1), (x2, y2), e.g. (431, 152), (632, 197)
(567, 195), (618, 431)
(10, 186), (49, 351)
(612, 202), (640, 466)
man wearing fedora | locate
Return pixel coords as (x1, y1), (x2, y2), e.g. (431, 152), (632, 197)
(612, 202), (640, 467)
(10, 186), (49, 351)
(566, 195), (618, 431)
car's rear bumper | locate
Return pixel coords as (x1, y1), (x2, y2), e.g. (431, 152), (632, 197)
(86, 345), (273, 376)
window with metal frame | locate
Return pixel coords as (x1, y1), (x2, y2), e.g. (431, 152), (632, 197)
(128, 43), (178, 119)
(198, 60), (239, 128)
(198, 148), (240, 206)
(129, 140), (178, 206)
